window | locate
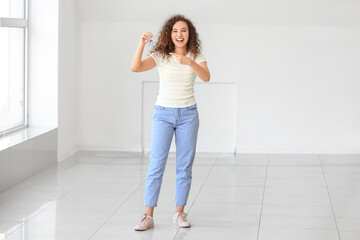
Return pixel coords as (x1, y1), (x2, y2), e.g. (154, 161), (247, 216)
(0, 0), (27, 136)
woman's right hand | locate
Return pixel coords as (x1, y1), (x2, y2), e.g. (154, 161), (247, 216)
(131, 32), (156, 72)
(140, 32), (153, 46)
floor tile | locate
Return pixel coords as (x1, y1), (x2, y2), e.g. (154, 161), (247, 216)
(216, 153), (268, 166)
(268, 154), (320, 166)
(263, 185), (331, 207)
(2, 152), (360, 240)
(262, 204), (334, 217)
(337, 217), (360, 232)
(175, 225), (259, 240)
(91, 221), (179, 240)
(189, 202), (262, 216)
(260, 215), (337, 230)
(195, 185), (264, 204)
(320, 155), (360, 166)
(339, 231), (360, 240)
(258, 228), (339, 240)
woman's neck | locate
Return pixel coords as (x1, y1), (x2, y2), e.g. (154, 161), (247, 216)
(173, 47), (188, 56)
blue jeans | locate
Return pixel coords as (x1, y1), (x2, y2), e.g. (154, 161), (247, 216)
(145, 104), (199, 207)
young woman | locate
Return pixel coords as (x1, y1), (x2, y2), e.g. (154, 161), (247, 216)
(131, 14), (210, 231)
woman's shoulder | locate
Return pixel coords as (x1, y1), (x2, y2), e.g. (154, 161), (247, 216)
(150, 52), (167, 65)
(192, 52), (206, 64)
(150, 52), (160, 60)
(151, 52), (169, 60)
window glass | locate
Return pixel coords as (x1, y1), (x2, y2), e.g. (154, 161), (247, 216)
(0, 27), (25, 133)
(0, 0), (25, 18)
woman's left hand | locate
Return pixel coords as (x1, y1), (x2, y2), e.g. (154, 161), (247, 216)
(170, 53), (193, 65)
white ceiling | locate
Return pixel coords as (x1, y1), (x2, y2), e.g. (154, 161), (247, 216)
(75, 0), (360, 25)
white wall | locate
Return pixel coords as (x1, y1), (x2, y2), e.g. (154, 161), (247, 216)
(58, 0), (79, 161)
(58, 0), (360, 158)
(231, 25), (360, 153)
(28, 0), (58, 128)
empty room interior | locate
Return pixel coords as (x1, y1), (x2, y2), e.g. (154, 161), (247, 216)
(1, 0), (360, 239)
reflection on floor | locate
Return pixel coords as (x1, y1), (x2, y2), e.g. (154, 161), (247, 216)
(1, 152), (360, 240)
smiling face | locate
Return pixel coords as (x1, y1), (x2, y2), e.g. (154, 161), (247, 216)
(171, 20), (189, 50)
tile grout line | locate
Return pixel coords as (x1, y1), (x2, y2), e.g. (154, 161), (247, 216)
(173, 152), (222, 240)
(185, 153), (221, 213)
(58, 152), (125, 200)
(256, 154), (270, 240)
(319, 154), (342, 240)
(88, 180), (147, 239)
(2, 201), (57, 240)
(3, 151), (124, 240)
(1, 162), (59, 239)
(87, 152), (149, 239)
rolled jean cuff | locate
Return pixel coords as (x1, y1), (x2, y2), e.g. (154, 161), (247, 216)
(176, 203), (186, 207)
(145, 204), (157, 208)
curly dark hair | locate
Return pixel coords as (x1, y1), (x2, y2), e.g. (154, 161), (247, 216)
(150, 14), (201, 60)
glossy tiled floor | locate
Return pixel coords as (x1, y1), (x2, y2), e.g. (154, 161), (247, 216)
(1, 152), (360, 240)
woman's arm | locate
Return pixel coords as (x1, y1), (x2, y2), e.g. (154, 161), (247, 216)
(131, 32), (156, 72)
(170, 53), (210, 82)
(189, 61), (210, 82)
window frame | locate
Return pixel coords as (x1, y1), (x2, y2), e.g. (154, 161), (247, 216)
(0, 0), (28, 137)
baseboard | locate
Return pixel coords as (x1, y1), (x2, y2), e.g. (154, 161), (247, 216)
(58, 145), (78, 162)
(64, 145), (360, 155)
(78, 145), (143, 152)
(77, 145), (236, 154)
(135, 146), (236, 154)
(236, 148), (360, 154)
